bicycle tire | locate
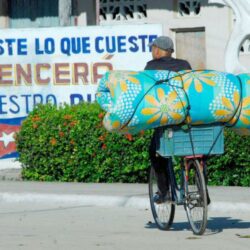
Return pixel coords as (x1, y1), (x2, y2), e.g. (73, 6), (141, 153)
(148, 166), (175, 230)
(184, 159), (208, 235)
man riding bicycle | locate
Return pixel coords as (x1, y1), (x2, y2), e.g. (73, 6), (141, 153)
(145, 36), (192, 204)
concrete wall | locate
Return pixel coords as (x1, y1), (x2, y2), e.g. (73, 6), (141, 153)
(144, 0), (233, 71)
(98, 0), (233, 71)
(98, 0), (250, 72)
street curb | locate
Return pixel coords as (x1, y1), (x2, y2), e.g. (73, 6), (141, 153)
(1, 192), (250, 212)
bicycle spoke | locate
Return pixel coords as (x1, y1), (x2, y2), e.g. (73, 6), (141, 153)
(184, 159), (208, 235)
(155, 203), (171, 223)
(149, 166), (175, 230)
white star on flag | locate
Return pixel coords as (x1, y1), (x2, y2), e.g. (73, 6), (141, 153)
(0, 132), (16, 148)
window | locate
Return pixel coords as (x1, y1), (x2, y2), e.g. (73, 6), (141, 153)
(178, 0), (201, 17)
(9, 0), (59, 28)
(100, 0), (147, 22)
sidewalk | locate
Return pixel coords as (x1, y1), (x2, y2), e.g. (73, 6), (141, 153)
(0, 178), (250, 212)
(1, 181), (249, 250)
(1, 171), (249, 250)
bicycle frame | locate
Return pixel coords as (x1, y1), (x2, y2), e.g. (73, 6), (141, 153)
(166, 155), (205, 205)
(166, 158), (185, 205)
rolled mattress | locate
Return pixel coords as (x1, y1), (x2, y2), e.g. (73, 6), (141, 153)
(96, 70), (250, 135)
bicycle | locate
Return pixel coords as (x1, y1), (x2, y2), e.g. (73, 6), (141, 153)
(148, 125), (224, 235)
(149, 155), (208, 235)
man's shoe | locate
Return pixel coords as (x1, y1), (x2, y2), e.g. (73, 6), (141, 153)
(153, 191), (170, 204)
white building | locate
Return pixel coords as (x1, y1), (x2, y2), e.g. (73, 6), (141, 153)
(0, 0), (249, 72)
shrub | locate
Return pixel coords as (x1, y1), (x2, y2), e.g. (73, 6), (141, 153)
(16, 102), (152, 182)
(207, 128), (250, 186)
(16, 102), (250, 186)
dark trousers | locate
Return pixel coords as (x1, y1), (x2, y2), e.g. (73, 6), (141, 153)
(149, 128), (211, 204)
(149, 129), (169, 195)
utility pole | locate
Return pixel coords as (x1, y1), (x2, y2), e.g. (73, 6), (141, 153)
(59, 0), (72, 26)
(96, 0), (100, 25)
(0, 0), (9, 28)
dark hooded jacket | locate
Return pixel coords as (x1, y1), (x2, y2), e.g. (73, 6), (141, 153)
(144, 56), (191, 71)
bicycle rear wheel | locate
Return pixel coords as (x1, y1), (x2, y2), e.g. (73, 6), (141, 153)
(184, 159), (207, 235)
(148, 166), (175, 230)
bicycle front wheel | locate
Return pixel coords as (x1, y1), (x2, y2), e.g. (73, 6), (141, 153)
(148, 166), (175, 230)
(184, 159), (207, 235)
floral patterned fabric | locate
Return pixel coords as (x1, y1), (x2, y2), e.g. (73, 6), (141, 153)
(96, 70), (250, 135)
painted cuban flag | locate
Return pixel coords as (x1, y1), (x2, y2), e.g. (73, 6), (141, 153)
(0, 118), (25, 159)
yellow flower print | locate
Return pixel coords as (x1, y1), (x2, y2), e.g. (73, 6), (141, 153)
(103, 114), (121, 131)
(185, 115), (204, 125)
(172, 74), (185, 82)
(185, 115), (192, 124)
(141, 88), (185, 125)
(214, 91), (240, 124)
(183, 71), (217, 92)
(109, 71), (139, 93)
(239, 96), (250, 125)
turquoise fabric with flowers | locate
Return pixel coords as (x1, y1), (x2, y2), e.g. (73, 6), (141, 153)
(96, 70), (250, 135)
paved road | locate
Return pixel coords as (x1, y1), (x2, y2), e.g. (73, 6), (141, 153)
(0, 181), (249, 250)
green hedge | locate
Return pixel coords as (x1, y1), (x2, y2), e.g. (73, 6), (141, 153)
(16, 102), (250, 186)
(16, 102), (152, 183)
(207, 129), (250, 186)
